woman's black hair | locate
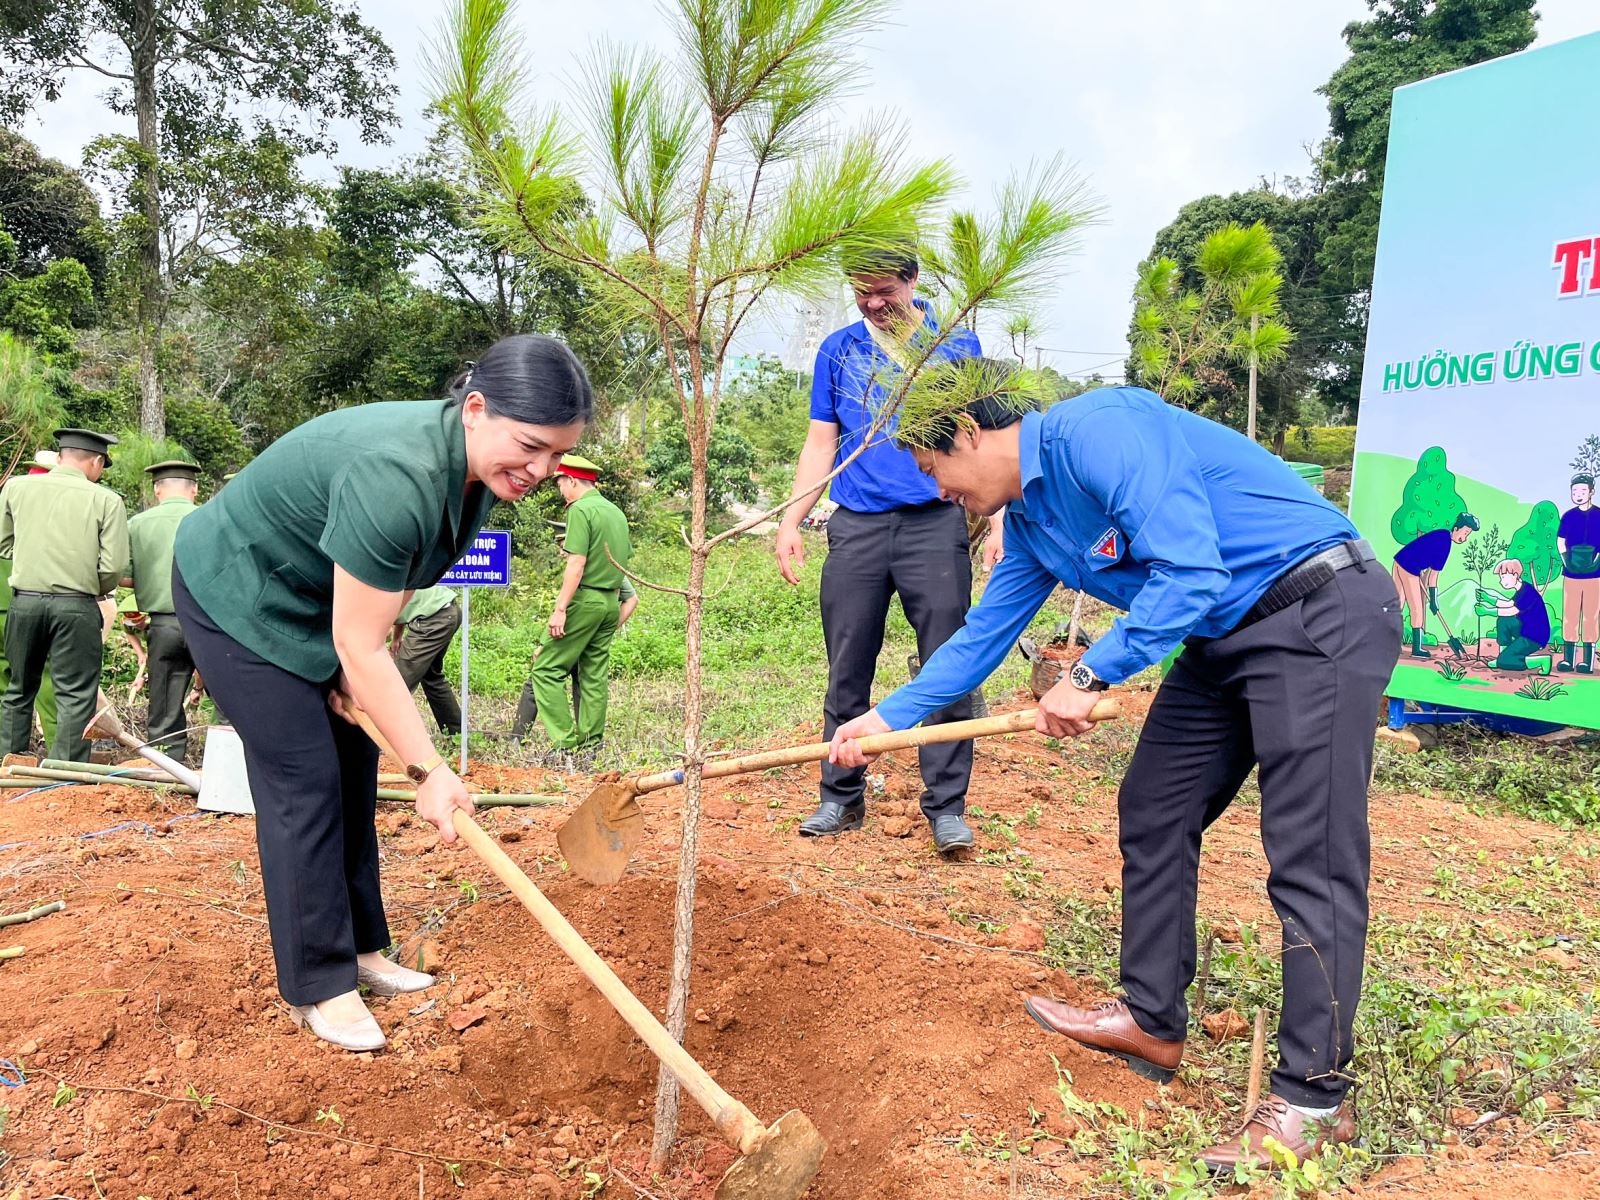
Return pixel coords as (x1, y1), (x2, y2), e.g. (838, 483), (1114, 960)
(901, 356), (1038, 452)
(448, 333), (594, 427)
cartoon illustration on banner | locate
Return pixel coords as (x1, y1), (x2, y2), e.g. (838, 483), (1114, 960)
(1348, 31), (1600, 730)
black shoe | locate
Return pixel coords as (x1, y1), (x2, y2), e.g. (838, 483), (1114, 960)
(798, 802), (864, 837)
(930, 813), (974, 853)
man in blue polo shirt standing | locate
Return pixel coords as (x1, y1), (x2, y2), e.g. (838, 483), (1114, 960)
(774, 248), (999, 852)
(828, 373), (1398, 1170)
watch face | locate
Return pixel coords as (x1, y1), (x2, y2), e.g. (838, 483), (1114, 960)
(407, 764), (427, 783)
(1070, 662), (1093, 690)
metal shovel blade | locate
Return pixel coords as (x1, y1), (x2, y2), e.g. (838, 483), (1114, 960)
(715, 1109), (827, 1200)
(556, 782), (645, 885)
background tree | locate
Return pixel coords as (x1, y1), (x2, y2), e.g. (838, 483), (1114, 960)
(1390, 445), (1466, 545)
(645, 420), (760, 515)
(0, 0), (398, 437)
(433, 0), (1095, 1163)
(0, 331), (69, 484)
(0, 129), (107, 290)
(1135, 188), (1359, 438)
(1129, 220), (1292, 418)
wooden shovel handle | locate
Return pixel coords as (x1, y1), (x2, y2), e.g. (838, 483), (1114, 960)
(450, 810), (768, 1153)
(346, 705), (769, 1152)
(634, 698), (1120, 795)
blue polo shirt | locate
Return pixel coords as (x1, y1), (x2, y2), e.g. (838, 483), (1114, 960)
(1512, 583), (1551, 645)
(877, 388), (1358, 726)
(1393, 528), (1453, 577)
(1559, 505), (1600, 579)
(810, 300), (982, 513)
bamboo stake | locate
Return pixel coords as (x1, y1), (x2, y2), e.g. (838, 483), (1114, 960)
(0, 900), (64, 928)
(1193, 930), (1216, 1025)
(4, 766), (196, 793)
(0, 946), (23, 961)
(1245, 1008), (1269, 1113)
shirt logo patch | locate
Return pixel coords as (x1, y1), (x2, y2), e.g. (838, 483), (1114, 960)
(1092, 528), (1121, 561)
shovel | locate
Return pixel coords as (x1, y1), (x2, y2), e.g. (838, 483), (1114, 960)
(559, 700), (1121, 886)
(347, 708), (827, 1200)
(1432, 606), (1466, 659)
(83, 704), (202, 792)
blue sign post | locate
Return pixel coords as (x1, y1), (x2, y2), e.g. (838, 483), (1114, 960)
(438, 531), (512, 772)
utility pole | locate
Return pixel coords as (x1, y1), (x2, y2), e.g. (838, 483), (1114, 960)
(1247, 312), (1259, 443)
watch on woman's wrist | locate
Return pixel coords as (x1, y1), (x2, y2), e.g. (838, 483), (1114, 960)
(1069, 661), (1109, 693)
(406, 754), (446, 784)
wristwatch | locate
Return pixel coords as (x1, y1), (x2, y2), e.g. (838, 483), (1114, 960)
(1069, 661), (1109, 693)
(406, 753), (446, 784)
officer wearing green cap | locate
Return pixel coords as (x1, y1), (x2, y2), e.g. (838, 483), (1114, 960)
(123, 460), (201, 759)
(0, 451), (60, 749)
(521, 453), (632, 752)
(0, 428), (130, 761)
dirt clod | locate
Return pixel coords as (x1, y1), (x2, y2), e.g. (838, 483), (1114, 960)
(1201, 1009), (1250, 1043)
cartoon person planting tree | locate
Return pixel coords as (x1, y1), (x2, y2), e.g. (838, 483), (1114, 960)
(1474, 559), (1553, 674)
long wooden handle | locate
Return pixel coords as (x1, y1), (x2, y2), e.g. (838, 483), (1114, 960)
(118, 730), (204, 792)
(634, 698), (1120, 795)
(451, 810), (766, 1152)
(346, 707), (769, 1152)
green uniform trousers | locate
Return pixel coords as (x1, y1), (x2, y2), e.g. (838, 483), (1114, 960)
(2, 593), (100, 761)
(0, 611), (57, 749)
(527, 588), (618, 749)
(146, 614), (197, 761)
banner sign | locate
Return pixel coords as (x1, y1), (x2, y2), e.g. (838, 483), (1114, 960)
(1349, 33), (1600, 729)
(438, 530), (512, 588)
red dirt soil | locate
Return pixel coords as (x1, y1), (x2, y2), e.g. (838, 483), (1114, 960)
(2, 691), (1597, 1198)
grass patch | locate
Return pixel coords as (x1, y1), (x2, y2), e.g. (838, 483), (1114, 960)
(1375, 726), (1600, 826)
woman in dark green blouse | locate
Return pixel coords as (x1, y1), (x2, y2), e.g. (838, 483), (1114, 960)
(174, 334), (592, 1052)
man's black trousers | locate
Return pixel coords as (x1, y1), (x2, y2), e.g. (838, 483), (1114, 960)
(1117, 563), (1398, 1107)
(173, 565), (387, 1007)
(820, 501), (974, 818)
(394, 602), (463, 731)
(145, 614), (196, 760)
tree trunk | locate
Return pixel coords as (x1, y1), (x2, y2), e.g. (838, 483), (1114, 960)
(131, 0), (165, 439)
(649, 403), (712, 1170)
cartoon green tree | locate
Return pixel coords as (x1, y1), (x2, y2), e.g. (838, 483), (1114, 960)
(1390, 445), (1467, 546)
(1508, 501), (1562, 591)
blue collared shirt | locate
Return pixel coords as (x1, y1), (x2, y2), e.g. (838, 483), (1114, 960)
(810, 299), (982, 513)
(876, 387), (1358, 728)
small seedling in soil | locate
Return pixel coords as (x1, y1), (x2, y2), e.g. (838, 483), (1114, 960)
(453, 879), (481, 903)
(444, 1161), (464, 1188)
(226, 859), (248, 884)
(581, 1171), (606, 1197)
(315, 1105), (343, 1128)
(184, 1084), (214, 1110)
(51, 1082), (75, 1109)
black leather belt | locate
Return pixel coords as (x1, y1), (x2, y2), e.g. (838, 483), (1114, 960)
(1232, 539), (1376, 634)
(12, 589), (95, 600)
(578, 583), (620, 594)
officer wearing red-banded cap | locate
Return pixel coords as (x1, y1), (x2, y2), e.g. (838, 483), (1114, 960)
(516, 453), (633, 756)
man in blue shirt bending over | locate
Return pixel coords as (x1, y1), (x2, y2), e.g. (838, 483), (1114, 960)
(829, 367), (1398, 1171)
(775, 248), (1001, 852)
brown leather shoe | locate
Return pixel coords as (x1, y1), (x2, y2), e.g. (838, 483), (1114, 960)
(1199, 1094), (1356, 1172)
(1022, 996), (1183, 1083)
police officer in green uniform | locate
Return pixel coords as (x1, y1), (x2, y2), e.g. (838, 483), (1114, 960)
(124, 460), (201, 760)
(0, 429), (129, 762)
(173, 334), (592, 1053)
(522, 455), (632, 751)
(0, 452), (64, 749)
(392, 584), (463, 732)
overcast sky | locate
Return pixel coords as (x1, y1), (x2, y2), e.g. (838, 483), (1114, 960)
(14, 0), (1599, 379)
